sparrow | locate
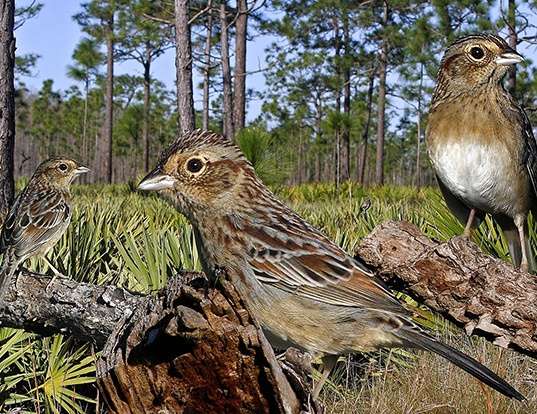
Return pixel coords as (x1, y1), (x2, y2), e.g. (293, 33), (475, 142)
(0, 158), (89, 300)
(426, 33), (535, 272)
(139, 129), (523, 400)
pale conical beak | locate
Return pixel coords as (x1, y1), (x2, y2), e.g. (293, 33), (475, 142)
(495, 51), (524, 66)
(75, 166), (90, 175)
(138, 168), (175, 191)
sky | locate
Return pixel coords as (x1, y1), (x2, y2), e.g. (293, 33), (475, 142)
(15, 0), (272, 121)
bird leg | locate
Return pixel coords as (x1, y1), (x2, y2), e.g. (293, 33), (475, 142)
(463, 208), (477, 238)
(515, 216), (529, 273)
(43, 257), (66, 293)
(312, 354), (338, 400)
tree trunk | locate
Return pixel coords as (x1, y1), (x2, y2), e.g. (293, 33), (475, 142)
(333, 15), (341, 187)
(102, 15), (114, 183)
(220, 1), (234, 139)
(142, 45), (152, 172)
(233, 0), (247, 135)
(415, 62), (423, 188)
(358, 69), (375, 185)
(0, 0), (15, 220)
(506, 0), (517, 94)
(202, 7), (213, 131)
(82, 77), (89, 183)
(341, 13), (351, 182)
(375, 1), (388, 186)
(175, 0), (196, 133)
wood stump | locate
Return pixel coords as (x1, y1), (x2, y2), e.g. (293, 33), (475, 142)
(96, 273), (318, 414)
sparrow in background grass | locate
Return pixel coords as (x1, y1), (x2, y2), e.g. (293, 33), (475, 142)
(139, 129), (523, 401)
(0, 158), (89, 300)
(426, 33), (536, 272)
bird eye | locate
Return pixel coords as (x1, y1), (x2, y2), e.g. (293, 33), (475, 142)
(469, 46), (485, 60)
(186, 158), (204, 174)
(58, 163), (68, 172)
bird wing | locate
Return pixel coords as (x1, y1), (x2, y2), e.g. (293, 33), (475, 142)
(520, 107), (537, 197)
(0, 189), (70, 259)
(243, 220), (404, 314)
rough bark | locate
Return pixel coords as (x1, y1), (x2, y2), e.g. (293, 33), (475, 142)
(375, 0), (388, 185)
(202, 6), (213, 131)
(102, 14), (114, 183)
(357, 220), (537, 356)
(96, 274), (315, 414)
(233, 0), (247, 135)
(220, 1), (234, 139)
(175, 0), (196, 133)
(0, 0), (15, 221)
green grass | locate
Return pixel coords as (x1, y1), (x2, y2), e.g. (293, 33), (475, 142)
(1, 182), (536, 413)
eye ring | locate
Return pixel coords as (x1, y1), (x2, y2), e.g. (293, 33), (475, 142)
(469, 46), (485, 60)
(185, 157), (205, 174)
(58, 163), (68, 172)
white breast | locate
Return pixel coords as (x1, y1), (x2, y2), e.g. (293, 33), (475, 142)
(430, 140), (516, 215)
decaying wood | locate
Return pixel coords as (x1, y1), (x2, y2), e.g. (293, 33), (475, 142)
(357, 220), (537, 356)
(96, 273), (314, 414)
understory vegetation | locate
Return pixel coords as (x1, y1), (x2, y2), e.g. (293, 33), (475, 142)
(1, 183), (536, 413)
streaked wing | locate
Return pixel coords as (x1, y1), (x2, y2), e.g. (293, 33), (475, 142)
(520, 107), (537, 197)
(243, 220), (403, 314)
(1, 189), (70, 258)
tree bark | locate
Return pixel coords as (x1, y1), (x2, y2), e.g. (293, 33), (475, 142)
(375, 0), (388, 185)
(357, 221), (537, 356)
(220, 1), (234, 139)
(102, 13), (114, 183)
(233, 0), (247, 135)
(0, 0), (15, 221)
(506, 0), (517, 94)
(357, 69), (374, 185)
(175, 0), (196, 133)
(142, 45), (152, 172)
(202, 6), (213, 131)
(341, 13), (351, 182)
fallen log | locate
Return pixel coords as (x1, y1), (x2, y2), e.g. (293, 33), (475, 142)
(357, 220), (537, 356)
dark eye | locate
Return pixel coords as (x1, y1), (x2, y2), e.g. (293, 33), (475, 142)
(186, 158), (204, 173)
(58, 163), (68, 172)
(470, 46), (485, 60)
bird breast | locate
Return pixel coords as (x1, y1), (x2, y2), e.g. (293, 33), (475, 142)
(429, 137), (524, 216)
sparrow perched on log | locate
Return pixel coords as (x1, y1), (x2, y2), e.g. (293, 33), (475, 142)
(426, 34), (535, 272)
(0, 158), (89, 300)
(139, 129), (523, 401)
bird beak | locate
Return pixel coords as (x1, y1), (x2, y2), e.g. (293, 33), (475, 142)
(138, 168), (175, 191)
(495, 51), (524, 66)
(75, 166), (90, 175)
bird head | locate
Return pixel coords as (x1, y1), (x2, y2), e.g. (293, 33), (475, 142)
(436, 33), (523, 92)
(34, 158), (90, 188)
(138, 130), (256, 218)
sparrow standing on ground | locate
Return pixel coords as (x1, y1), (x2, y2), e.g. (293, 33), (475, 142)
(139, 130), (523, 401)
(0, 158), (89, 299)
(426, 34), (535, 272)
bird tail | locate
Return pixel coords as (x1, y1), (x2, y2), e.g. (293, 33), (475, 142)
(397, 328), (524, 401)
(502, 226), (536, 272)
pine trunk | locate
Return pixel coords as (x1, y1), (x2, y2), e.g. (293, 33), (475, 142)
(506, 0), (517, 94)
(0, 0), (15, 220)
(358, 69), (375, 185)
(341, 13), (351, 182)
(175, 0), (196, 133)
(220, 2), (234, 139)
(102, 16), (114, 183)
(142, 46), (152, 172)
(202, 9), (213, 131)
(375, 1), (388, 186)
(233, 0), (247, 135)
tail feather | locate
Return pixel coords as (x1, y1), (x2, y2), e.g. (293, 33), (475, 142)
(399, 328), (524, 401)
